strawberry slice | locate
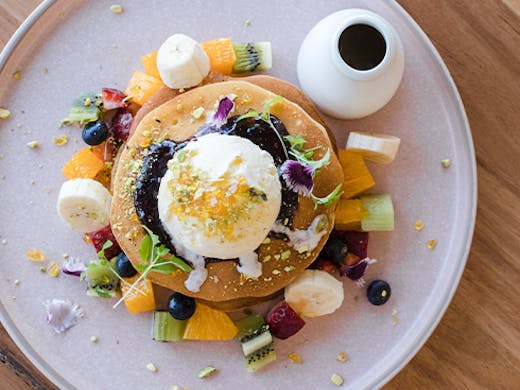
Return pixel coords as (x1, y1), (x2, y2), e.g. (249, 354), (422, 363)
(266, 301), (305, 340)
(109, 108), (133, 144)
(90, 225), (121, 259)
(102, 88), (128, 111)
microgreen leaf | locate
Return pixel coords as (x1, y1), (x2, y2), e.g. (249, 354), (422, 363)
(138, 234), (152, 263)
(290, 148), (331, 170)
(151, 262), (178, 274)
(283, 134), (306, 151)
(236, 110), (260, 122)
(95, 288), (112, 298)
(311, 183), (343, 210)
(97, 240), (113, 260)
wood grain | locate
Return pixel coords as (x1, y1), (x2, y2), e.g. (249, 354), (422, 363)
(1, 1), (519, 389)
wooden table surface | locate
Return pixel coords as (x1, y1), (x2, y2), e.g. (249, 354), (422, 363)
(1, 1), (519, 389)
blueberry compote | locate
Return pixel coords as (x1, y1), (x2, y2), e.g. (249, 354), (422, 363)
(134, 114), (299, 263)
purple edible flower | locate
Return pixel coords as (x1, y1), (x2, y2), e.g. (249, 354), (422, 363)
(211, 96), (235, 128)
(61, 257), (86, 277)
(280, 160), (314, 196)
(340, 257), (377, 287)
(43, 299), (84, 333)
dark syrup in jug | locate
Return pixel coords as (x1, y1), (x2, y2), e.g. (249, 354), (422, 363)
(338, 24), (386, 71)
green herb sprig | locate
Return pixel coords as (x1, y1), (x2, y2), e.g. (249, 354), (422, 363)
(113, 227), (192, 309)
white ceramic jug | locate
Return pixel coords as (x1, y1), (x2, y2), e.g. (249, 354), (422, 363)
(297, 9), (405, 119)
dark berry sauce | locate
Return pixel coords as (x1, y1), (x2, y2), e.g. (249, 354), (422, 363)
(134, 114), (298, 263)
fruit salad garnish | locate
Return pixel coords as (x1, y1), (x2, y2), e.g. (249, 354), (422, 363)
(50, 31), (401, 379)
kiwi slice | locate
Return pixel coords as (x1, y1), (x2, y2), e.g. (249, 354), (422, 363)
(152, 311), (186, 342)
(61, 92), (101, 126)
(84, 259), (119, 298)
(236, 314), (265, 338)
(232, 42), (272, 73)
(245, 343), (277, 372)
(241, 324), (273, 356)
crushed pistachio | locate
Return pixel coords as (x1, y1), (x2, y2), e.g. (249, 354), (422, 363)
(336, 352), (348, 363)
(353, 295), (360, 303)
(262, 255), (271, 263)
(13, 71), (21, 80)
(84, 97), (92, 107)
(26, 141), (39, 149)
(26, 249), (46, 262)
(274, 254), (281, 260)
(392, 309), (398, 316)
(0, 109), (10, 119)
(280, 250), (291, 260)
(179, 88), (185, 93)
(288, 352), (302, 364)
(170, 386), (183, 390)
(90, 336), (98, 343)
(245, 20), (251, 26)
(414, 220), (424, 231)
(62, 253), (69, 259)
(54, 135), (68, 146)
(146, 363), (157, 372)
(427, 239), (437, 249)
(1, 239), (7, 245)
(331, 373), (344, 386)
(197, 366), (217, 378)
(46, 261), (60, 277)
(14, 279), (20, 286)
(262, 237), (271, 244)
(191, 106), (205, 119)
(272, 269), (281, 275)
(42, 67), (48, 73)
(110, 4), (123, 13)
(39, 266), (46, 273)
(284, 265), (295, 273)
(441, 158), (451, 168)
(391, 317), (398, 326)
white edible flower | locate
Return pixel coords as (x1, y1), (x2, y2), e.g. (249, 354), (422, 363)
(43, 299), (84, 333)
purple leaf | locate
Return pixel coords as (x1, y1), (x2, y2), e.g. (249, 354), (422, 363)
(211, 96), (235, 128)
(280, 160), (314, 196)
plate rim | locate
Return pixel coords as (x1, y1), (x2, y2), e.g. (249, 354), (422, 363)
(0, 1), (477, 389)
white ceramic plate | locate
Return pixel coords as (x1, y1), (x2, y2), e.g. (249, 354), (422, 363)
(0, 1), (476, 389)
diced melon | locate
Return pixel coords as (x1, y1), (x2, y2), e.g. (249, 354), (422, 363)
(140, 52), (161, 79)
(338, 149), (375, 199)
(61, 147), (104, 179)
(125, 70), (163, 106)
(360, 194), (394, 231)
(335, 199), (365, 231)
(121, 275), (156, 314)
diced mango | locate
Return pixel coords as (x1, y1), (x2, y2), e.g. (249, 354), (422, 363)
(125, 70), (163, 106)
(338, 149), (375, 199)
(202, 37), (236, 75)
(335, 199), (365, 231)
(61, 147), (104, 179)
(140, 52), (161, 79)
(121, 276), (156, 314)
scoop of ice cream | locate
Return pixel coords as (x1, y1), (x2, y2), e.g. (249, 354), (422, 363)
(158, 133), (281, 259)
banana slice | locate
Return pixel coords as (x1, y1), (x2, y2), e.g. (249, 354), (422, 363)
(346, 131), (401, 164)
(284, 270), (344, 318)
(57, 178), (112, 232)
(157, 33), (210, 89)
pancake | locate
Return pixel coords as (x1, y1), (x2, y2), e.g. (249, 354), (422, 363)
(110, 79), (343, 311)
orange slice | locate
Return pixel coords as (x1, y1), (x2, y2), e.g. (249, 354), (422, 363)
(140, 51), (161, 79)
(202, 37), (236, 75)
(338, 149), (375, 199)
(125, 70), (163, 106)
(184, 303), (238, 340)
(61, 147), (104, 179)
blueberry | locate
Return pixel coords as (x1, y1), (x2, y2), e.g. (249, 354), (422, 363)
(321, 236), (348, 265)
(116, 252), (137, 278)
(168, 292), (196, 320)
(82, 120), (108, 146)
(367, 280), (391, 305)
